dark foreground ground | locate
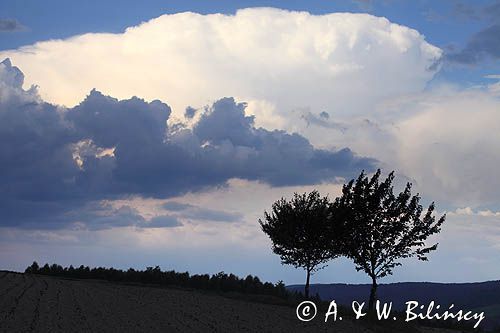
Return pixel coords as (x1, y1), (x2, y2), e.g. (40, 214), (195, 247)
(0, 271), (462, 332)
(288, 281), (500, 330)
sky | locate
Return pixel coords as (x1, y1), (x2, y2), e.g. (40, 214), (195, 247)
(0, 0), (499, 286)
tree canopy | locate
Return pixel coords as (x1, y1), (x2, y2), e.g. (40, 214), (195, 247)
(260, 190), (344, 298)
(333, 169), (446, 310)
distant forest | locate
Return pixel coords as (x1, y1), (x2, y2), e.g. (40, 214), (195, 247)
(25, 262), (292, 299)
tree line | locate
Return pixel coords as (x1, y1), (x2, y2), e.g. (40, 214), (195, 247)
(25, 262), (290, 299)
(260, 169), (446, 310)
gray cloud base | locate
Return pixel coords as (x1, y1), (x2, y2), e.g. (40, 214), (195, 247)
(446, 2), (500, 64)
(447, 24), (500, 64)
(162, 202), (243, 223)
(0, 59), (376, 229)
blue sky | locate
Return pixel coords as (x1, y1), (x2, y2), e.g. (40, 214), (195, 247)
(0, 1), (499, 285)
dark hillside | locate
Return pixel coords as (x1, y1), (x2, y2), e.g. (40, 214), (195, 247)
(288, 281), (500, 330)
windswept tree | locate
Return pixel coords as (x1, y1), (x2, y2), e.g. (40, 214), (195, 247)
(333, 169), (445, 310)
(260, 190), (343, 298)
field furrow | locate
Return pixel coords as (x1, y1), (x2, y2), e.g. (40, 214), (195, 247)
(0, 271), (458, 333)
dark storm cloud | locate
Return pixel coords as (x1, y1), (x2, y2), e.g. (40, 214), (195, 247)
(69, 89), (170, 148)
(162, 202), (193, 211)
(445, 1), (500, 64)
(0, 59), (377, 229)
(0, 19), (25, 32)
(193, 98), (257, 147)
(74, 205), (145, 230)
(163, 202), (243, 223)
(447, 24), (500, 64)
(0, 201), (144, 231)
(0, 59), (82, 229)
(184, 106), (197, 118)
(300, 111), (347, 132)
(68, 205), (182, 230)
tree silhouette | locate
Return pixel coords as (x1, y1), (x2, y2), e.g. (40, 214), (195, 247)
(260, 190), (342, 298)
(333, 169), (445, 310)
(25, 261), (39, 274)
(25, 262), (290, 299)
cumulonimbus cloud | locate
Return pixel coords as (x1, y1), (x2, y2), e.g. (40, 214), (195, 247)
(0, 8), (441, 129)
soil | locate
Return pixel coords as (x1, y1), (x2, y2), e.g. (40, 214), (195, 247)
(0, 271), (459, 332)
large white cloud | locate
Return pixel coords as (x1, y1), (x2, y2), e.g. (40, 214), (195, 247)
(0, 8), (441, 127)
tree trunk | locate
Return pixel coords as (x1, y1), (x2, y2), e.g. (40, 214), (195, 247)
(304, 269), (311, 298)
(368, 276), (378, 311)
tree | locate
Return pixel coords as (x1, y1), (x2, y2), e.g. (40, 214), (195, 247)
(260, 190), (342, 298)
(25, 261), (39, 274)
(333, 169), (445, 310)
